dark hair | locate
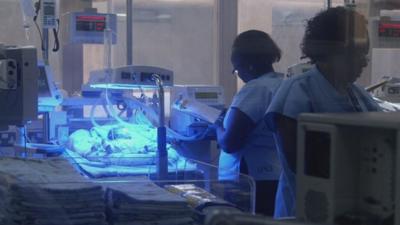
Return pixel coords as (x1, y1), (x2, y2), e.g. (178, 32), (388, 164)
(231, 30), (281, 69)
(301, 7), (368, 63)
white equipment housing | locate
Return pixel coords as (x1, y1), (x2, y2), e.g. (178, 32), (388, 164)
(296, 112), (400, 225)
(169, 85), (224, 136)
(171, 85), (224, 108)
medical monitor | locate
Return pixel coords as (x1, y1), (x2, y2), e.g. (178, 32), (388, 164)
(63, 11), (117, 44)
(38, 65), (51, 98)
(37, 62), (62, 112)
(297, 112), (400, 225)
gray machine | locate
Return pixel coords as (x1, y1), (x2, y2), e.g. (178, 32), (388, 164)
(296, 112), (400, 225)
(169, 85), (225, 182)
(370, 10), (400, 86)
(0, 46), (65, 150)
(170, 85), (224, 136)
(0, 45), (38, 149)
(0, 45), (38, 128)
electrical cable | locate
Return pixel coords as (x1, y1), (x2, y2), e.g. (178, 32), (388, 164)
(135, 111), (153, 126)
(90, 98), (104, 128)
(118, 108), (126, 117)
(34, 19), (45, 51)
(33, 0), (40, 21)
(33, 0), (45, 51)
(52, 19), (60, 52)
(104, 89), (133, 127)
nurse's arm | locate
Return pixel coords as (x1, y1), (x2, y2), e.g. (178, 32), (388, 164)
(216, 107), (256, 153)
(275, 114), (297, 173)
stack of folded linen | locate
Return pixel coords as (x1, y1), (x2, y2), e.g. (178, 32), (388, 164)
(105, 181), (194, 225)
(0, 158), (107, 225)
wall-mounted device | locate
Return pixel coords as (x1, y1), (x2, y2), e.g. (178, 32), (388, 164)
(378, 21), (400, 38)
(296, 112), (399, 225)
(89, 65), (173, 89)
(370, 10), (400, 85)
(371, 10), (400, 47)
(41, 0), (57, 29)
(63, 10), (117, 44)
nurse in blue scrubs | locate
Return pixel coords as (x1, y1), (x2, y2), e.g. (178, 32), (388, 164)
(215, 30), (283, 216)
(265, 7), (381, 218)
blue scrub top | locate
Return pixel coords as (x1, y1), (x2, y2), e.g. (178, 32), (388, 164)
(265, 66), (381, 218)
(219, 72), (283, 181)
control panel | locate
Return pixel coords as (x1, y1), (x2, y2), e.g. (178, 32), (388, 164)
(64, 11), (117, 44)
(171, 85), (224, 108)
(41, 0), (57, 29)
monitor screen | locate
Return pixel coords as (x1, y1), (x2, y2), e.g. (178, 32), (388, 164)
(76, 15), (107, 32)
(379, 21), (400, 38)
(195, 92), (218, 100)
(38, 65), (51, 98)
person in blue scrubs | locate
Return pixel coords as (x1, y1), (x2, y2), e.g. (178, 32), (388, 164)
(215, 30), (283, 216)
(265, 7), (381, 218)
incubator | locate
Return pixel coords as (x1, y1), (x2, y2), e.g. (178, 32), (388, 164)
(0, 60), (255, 224)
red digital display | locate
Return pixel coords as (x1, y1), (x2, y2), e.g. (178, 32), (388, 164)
(76, 15), (106, 21)
(379, 21), (400, 38)
(76, 15), (107, 32)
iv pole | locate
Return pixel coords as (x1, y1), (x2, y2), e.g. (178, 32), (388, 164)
(125, 0), (168, 180)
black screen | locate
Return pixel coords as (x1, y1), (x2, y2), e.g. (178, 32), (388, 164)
(304, 131), (331, 178)
(38, 66), (51, 97)
(44, 5), (54, 15)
